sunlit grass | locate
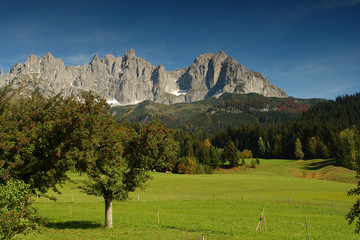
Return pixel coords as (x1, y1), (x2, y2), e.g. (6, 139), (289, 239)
(17, 159), (359, 239)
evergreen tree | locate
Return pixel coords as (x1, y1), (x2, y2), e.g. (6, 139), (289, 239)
(258, 136), (266, 157)
(295, 138), (304, 160)
(337, 128), (358, 169)
(222, 141), (239, 167)
(307, 137), (317, 159)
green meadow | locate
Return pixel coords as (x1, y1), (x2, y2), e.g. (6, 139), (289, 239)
(18, 159), (359, 239)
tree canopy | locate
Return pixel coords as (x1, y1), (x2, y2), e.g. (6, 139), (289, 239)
(0, 88), (178, 229)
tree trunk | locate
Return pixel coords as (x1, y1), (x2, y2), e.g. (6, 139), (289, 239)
(105, 197), (113, 228)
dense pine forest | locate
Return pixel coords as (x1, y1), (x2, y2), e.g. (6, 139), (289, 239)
(159, 93), (360, 173)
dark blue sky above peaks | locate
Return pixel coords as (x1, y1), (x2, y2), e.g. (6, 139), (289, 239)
(0, 0), (359, 99)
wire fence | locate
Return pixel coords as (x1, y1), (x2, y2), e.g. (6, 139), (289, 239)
(35, 190), (354, 210)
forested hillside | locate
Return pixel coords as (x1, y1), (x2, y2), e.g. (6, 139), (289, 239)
(156, 93), (360, 172)
(109, 93), (360, 171)
(209, 93), (360, 166)
(110, 93), (322, 132)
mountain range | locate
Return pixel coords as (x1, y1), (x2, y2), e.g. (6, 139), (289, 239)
(0, 50), (287, 105)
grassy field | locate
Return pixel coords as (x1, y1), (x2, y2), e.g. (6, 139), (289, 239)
(17, 159), (360, 239)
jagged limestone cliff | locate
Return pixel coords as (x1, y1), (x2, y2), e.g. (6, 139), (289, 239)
(0, 50), (287, 105)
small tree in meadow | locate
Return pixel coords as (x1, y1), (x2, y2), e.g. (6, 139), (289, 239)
(69, 96), (178, 228)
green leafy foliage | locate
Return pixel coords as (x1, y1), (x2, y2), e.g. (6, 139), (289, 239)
(0, 180), (43, 240)
(294, 138), (304, 160)
(0, 89), (76, 194)
(337, 128), (358, 169)
(0, 87), (179, 229)
(346, 127), (360, 232)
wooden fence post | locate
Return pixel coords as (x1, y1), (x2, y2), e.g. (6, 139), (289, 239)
(305, 217), (310, 240)
(157, 210), (159, 224)
(69, 204), (72, 217)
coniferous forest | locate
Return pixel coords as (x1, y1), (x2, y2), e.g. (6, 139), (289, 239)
(159, 93), (360, 173)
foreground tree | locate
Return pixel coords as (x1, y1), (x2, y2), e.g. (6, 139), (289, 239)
(0, 88), (177, 229)
(66, 96), (178, 228)
(0, 88), (76, 194)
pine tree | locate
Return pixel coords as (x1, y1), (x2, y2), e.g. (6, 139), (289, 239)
(295, 138), (304, 160)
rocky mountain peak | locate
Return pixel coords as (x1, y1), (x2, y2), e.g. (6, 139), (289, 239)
(0, 50), (288, 105)
(24, 55), (41, 72)
(101, 54), (117, 66)
(124, 49), (136, 58)
(91, 55), (100, 63)
(43, 52), (55, 60)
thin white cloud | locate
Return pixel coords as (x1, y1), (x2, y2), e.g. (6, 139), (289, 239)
(294, 81), (356, 99)
(261, 47), (360, 99)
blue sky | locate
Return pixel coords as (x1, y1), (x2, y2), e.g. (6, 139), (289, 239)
(0, 0), (359, 99)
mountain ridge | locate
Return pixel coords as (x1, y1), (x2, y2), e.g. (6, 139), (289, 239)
(0, 50), (287, 105)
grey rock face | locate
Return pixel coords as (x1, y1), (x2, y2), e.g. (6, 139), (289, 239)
(0, 50), (287, 105)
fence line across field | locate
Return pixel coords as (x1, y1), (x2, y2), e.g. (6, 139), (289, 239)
(128, 191), (350, 209)
(35, 191), (352, 210)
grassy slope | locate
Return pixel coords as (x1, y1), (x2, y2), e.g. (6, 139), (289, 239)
(18, 159), (359, 239)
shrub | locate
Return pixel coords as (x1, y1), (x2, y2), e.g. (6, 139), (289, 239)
(0, 180), (43, 239)
(250, 159), (257, 168)
(241, 158), (247, 166)
(177, 157), (197, 174)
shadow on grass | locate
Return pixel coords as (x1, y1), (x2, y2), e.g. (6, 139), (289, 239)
(45, 221), (102, 229)
(303, 159), (339, 171)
